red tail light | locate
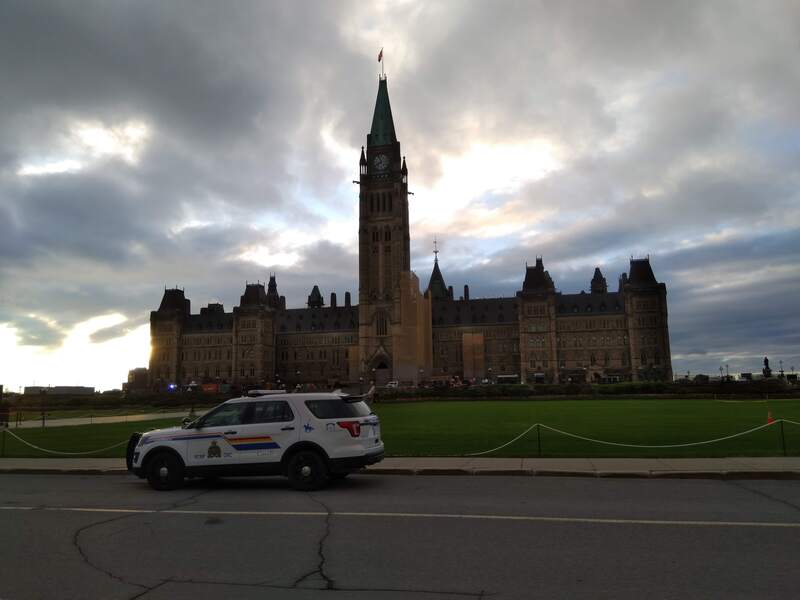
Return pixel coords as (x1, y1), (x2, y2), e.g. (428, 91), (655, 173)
(337, 421), (361, 437)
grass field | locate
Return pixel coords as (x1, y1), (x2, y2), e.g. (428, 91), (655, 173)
(2, 399), (799, 459)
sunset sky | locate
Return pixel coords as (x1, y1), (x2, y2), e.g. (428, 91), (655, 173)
(1, 1), (799, 391)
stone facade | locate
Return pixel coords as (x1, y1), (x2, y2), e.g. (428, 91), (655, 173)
(148, 76), (672, 390)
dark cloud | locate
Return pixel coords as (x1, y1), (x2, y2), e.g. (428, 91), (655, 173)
(0, 0), (798, 383)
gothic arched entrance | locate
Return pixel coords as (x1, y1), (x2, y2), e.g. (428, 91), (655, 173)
(370, 358), (391, 386)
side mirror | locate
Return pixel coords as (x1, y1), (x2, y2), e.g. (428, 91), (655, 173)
(182, 417), (193, 428)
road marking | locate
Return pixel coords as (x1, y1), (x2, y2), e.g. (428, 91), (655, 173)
(2, 505), (800, 528)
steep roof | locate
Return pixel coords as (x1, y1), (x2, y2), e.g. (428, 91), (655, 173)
(522, 258), (555, 293)
(240, 283), (268, 307)
(628, 258), (658, 286)
(369, 77), (397, 147)
(426, 259), (449, 300)
(590, 267), (608, 294)
(276, 306), (358, 333)
(307, 285), (324, 308)
(157, 288), (190, 314)
(556, 292), (625, 315)
(431, 297), (518, 327)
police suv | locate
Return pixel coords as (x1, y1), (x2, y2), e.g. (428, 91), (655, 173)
(127, 392), (384, 491)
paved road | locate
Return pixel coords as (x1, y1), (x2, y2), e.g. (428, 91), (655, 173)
(1, 474), (799, 599)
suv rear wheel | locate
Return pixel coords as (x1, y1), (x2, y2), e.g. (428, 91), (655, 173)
(287, 450), (329, 491)
(146, 451), (185, 491)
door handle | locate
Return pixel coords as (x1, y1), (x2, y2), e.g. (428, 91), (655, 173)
(281, 426), (295, 431)
(224, 430), (238, 435)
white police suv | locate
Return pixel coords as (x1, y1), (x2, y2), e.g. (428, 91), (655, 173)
(127, 393), (384, 491)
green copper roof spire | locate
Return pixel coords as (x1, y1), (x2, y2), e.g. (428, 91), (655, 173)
(368, 77), (396, 147)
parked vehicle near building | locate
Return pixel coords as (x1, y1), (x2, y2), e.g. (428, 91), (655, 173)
(127, 393), (383, 491)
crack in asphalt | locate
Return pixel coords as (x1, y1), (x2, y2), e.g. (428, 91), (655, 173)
(140, 577), (488, 598)
(61, 484), (488, 598)
(72, 513), (150, 593)
(292, 492), (335, 590)
(71, 487), (214, 597)
(726, 480), (800, 514)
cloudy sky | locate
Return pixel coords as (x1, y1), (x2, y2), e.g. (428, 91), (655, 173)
(1, 0), (799, 391)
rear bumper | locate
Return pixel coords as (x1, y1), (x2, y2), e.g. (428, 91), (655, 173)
(329, 447), (385, 472)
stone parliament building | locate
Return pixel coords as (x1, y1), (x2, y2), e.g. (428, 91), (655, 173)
(149, 76), (672, 390)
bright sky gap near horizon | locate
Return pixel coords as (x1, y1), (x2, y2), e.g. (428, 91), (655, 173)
(0, 1), (798, 391)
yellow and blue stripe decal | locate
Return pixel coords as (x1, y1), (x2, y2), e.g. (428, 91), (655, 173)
(166, 432), (280, 451)
(226, 436), (280, 451)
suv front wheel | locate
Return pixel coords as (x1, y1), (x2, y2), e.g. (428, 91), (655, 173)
(287, 450), (329, 491)
(146, 451), (185, 491)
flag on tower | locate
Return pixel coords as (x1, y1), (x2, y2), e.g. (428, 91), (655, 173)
(378, 48), (383, 62)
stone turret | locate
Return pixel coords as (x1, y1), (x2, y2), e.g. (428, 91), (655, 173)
(590, 268), (608, 294)
(307, 285), (324, 308)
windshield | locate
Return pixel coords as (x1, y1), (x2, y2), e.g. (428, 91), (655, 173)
(304, 398), (372, 419)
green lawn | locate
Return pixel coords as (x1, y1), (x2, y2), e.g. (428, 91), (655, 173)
(2, 399), (799, 459)
(371, 399), (800, 457)
(0, 419), (182, 458)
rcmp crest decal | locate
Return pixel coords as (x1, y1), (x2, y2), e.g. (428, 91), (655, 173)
(207, 440), (222, 458)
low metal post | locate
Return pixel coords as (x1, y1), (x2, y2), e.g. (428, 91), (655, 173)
(537, 423), (542, 457)
(780, 420), (787, 457)
(1, 427), (6, 457)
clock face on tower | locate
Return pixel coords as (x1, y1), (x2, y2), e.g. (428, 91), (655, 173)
(373, 153), (390, 172)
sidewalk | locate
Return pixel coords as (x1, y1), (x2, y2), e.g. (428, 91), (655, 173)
(1, 456), (799, 479)
(11, 411), (190, 429)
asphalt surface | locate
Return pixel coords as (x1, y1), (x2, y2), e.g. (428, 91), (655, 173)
(1, 474), (799, 599)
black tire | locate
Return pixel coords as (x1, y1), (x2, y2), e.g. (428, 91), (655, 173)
(287, 450), (329, 491)
(146, 452), (185, 491)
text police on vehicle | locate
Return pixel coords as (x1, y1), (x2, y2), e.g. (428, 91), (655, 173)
(127, 393), (384, 490)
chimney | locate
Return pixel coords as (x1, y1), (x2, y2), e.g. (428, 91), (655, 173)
(345, 291), (352, 307)
(279, 295), (286, 310)
(464, 284), (470, 301)
(447, 285), (454, 299)
(330, 292), (337, 308)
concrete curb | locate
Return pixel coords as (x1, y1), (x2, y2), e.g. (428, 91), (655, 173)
(0, 468), (128, 476)
(1, 462), (799, 480)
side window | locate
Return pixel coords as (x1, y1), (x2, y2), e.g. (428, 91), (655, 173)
(250, 401), (295, 423)
(201, 403), (249, 428)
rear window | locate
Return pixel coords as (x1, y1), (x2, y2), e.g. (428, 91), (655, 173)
(304, 399), (372, 419)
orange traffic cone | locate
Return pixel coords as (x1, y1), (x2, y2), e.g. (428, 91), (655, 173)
(767, 411), (775, 424)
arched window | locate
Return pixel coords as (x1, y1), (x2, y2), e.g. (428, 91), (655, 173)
(370, 195), (374, 212)
(384, 227), (391, 241)
(388, 194), (393, 211)
(376, 313), (388, 337)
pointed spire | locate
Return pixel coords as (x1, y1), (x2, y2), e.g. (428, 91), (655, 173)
(401, 155), (407, 174)
(368, 77), (396, 147)
(360, 146), (367, 166)
(307, 285), (324, 308)
(590, 267), (608, 294)
(426, 241), (448, 300)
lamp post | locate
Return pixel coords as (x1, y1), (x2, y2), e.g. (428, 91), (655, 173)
(359, 376), (364, 395)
